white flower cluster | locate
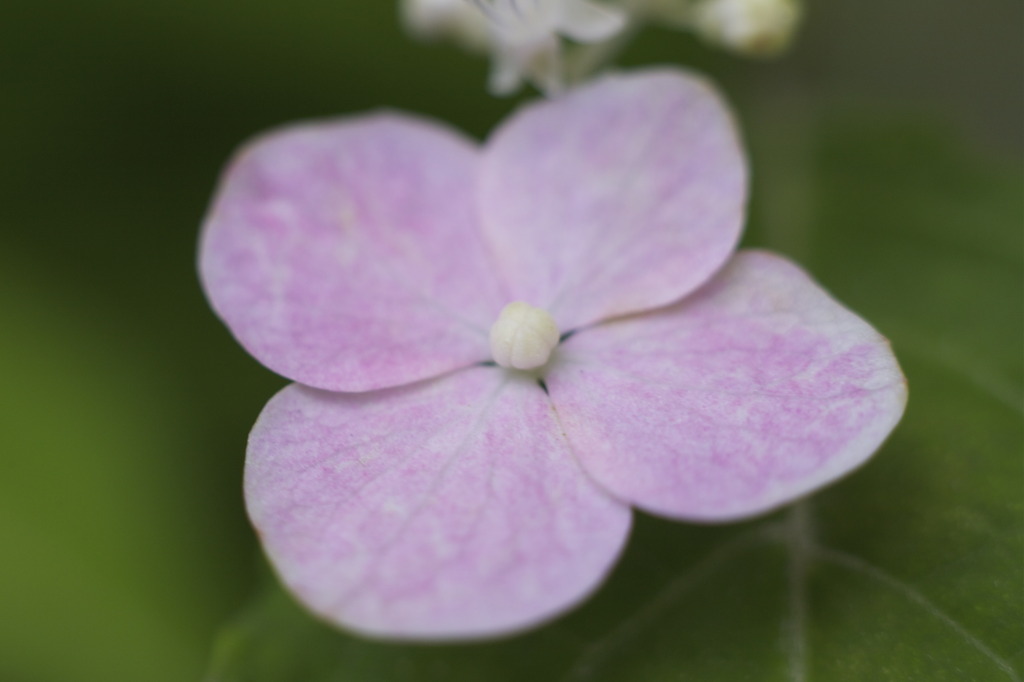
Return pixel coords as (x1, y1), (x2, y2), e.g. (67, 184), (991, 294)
(401, 0), (801, 95)
(401, 0), (626, 95)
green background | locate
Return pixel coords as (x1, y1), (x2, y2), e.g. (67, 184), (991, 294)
(1, 1), (1020, 681)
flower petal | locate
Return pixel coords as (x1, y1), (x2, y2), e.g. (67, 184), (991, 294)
(479, 68), (747, 331)
(246, 368), (631, 640)
(546, 250), (907, 521)
(556, 0), (628, 42)
(199, 113), (507, 391)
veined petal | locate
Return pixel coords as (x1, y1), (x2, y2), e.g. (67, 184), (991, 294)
(246, 368), (631, 640)
(480, 68), (747, 331)
(546, 250), (907, 521)
(199, 113), (507, 392)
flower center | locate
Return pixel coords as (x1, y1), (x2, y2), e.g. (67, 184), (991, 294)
(489, 301), (560, 370)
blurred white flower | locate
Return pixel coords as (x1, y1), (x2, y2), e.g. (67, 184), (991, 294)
(476, 0), (627, 94)
(691, 0), (800, 56)
(402, 0), (627, 95)
(400, 0), (492, 52)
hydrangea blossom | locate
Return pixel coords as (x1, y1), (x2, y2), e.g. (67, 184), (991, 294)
(199, 68), (906, 640)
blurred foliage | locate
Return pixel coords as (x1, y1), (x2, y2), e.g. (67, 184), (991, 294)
(0, 0), (1020, 681)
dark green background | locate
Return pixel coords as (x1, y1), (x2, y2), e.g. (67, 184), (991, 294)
(1, 2), (1020, 681)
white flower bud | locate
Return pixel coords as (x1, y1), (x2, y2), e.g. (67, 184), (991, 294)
(400, 0), (492, 52)
(489, 302), (561, 371)
(693, 0), (800, 56)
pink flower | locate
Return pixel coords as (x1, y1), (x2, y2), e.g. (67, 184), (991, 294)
(199, 69), (906, 640)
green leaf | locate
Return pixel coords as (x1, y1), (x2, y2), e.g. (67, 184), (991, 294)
(206, 116), (1023, 682)
(0, 257), (233, 682)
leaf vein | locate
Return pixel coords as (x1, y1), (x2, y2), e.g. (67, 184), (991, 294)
(560, 526), (775, 682)
(813, 547), (1020, 681)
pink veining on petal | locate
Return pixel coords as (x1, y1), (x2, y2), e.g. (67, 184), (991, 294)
(199, 113), (508, 392)
(246, 368), (631, 640)
(546, 250), (907, 521)
(479, 68), (748, 331)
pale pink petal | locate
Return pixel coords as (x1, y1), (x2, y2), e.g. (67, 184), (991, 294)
(479, 68), (747, 331)
(246, 368), (631, 640)
(546, 250), (907, 521)
(199, 113), (508, 391)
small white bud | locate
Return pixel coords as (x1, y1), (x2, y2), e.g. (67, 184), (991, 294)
(489, 302), (561, 370)
(693, 0), (800, 56)
(400, 0), (492, 52)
